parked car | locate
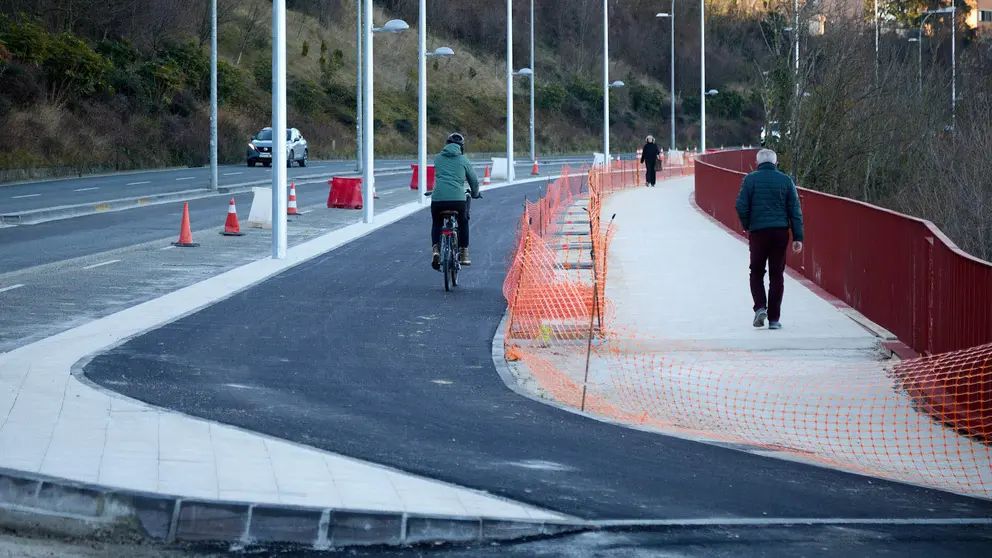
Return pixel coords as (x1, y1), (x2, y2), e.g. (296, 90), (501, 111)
(247, 127), (309, 167)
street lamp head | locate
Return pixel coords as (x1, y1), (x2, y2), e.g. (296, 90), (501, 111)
(908, 37), (920, 42)
(705, 89), (718, 95)
(656, 12), (671, 18)
(513, 67), (534, 77)
(609, 80), (625, 88)
(428, 46), (455, 57)
(925, 7), (955, 13)
(374, 19), (409, 33)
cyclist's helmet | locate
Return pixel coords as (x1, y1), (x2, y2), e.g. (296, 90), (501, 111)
(446, 132), (466, 151)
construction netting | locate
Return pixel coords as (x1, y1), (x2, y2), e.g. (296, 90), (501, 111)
(501, 154), (992, 501)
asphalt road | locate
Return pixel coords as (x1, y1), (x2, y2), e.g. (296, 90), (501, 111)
(0, 163), (575, 275)
(0, 157), (591, 213)
(4, 524), (992, 557)
(83, 181), (992, 522)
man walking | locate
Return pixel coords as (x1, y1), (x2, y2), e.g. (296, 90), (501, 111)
(640, 135), (661, 186)
(734, 148), (804, 330)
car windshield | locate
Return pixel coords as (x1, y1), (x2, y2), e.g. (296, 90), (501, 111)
(255, 129), (273, 141)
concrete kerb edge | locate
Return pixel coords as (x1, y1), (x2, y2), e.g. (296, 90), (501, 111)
(0, 466), (587, 550)
(2, 174), (587, 550)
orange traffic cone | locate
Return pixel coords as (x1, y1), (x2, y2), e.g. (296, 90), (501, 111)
(483, 165), (492, 185)
(287, 183), (300, 215)
(221, 197), (245, 236)
(173, 202), (199, 247)
(531, 158), (540, 176)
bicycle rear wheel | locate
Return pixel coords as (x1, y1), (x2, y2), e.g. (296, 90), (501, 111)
(441, 236), (451, 291)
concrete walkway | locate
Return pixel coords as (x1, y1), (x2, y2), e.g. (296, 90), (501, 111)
(587, 176), (992, 499)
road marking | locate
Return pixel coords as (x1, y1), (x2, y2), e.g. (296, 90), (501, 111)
(176, 177), (195, 181)
(127, 181), (151, 186)
(82, 259), (121, 270)
(161, 245), (176, 251)
(0, 284), (25, 294)
(12, 194), (41, 199)
(74, 187), (99, 192)
(223, 172), (243, 176)
(590, 518), (992, 528)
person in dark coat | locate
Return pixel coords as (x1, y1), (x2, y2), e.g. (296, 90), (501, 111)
(640, 135), (661, 186)
(734, 148), (804, 330)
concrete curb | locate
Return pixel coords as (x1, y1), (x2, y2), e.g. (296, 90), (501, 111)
(0, 467), (586, 550)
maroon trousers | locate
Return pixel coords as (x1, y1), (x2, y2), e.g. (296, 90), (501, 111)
(748, 227), (790, 322)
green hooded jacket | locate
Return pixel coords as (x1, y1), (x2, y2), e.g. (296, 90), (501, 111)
(431, 143), (480, 202)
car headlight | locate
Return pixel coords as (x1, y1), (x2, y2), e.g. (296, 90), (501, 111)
(248, 142), (256, 151)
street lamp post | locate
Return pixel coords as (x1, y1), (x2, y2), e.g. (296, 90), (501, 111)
(603, 0), (610, 162)
(699, 0), (706, 153)
(356, 1), (363, 173)
(418, 29), (454, 204)
(656, 7), (675, 151)
(529, 0), (536, 163)
(506, 0), (515, 182)
(362, 15), (409, 224)
(210, 0), (218, 191)
(272, 0), (288, 258)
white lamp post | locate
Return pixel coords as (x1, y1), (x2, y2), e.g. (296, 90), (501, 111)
(418, 19), (454, 205)
(529, 0), (536, 163)
(209, 0), (218, 191)
(698, 0), (708, 153)
(506, 0), (515, 182)
(361, 15), (408, 224)
(603, 0), (610, 163)
(656, 7), (675, 151)
(272, 0), (287, 258)
(921, 7), (956, 131)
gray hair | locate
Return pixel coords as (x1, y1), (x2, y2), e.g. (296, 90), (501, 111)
(646, 135), (655, 143)
(756, 148), (777, 165)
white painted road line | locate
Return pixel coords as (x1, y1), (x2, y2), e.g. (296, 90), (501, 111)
(223, 172), (243, 176)
(74, 187), (100, 192)
(161, 245), (176, 251)
(0, 284), (25, 294)
(127, 181), (151, 186)
(176, 177), (195, 181)
(12, 194), (41, 199)
(82, 259), (121, 270)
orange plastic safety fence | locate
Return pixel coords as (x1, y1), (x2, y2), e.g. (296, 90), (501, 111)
(502, 157), (992, 501)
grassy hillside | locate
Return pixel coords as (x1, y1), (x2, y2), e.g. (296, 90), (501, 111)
(0, 1), (767, 181)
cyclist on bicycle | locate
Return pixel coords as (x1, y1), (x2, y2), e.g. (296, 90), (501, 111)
(430, 132), (481, 269)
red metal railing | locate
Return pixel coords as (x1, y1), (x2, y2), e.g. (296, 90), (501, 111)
(694, 148), (992, 357)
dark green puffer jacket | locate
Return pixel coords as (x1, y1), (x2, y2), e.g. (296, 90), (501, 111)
(431, 143), (480, 202)
(734, 161), (805, 242)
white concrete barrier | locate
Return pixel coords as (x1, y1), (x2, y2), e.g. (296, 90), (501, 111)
(245, 187), (273, 229)
(667, 149), (684, 166)
(490, 157), (509, 180)
(592, 153), (605, 167)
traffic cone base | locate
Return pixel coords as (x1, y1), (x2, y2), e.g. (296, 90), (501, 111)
(531, 159), (540, 176)
(173, 202), (200, 247)
(221, 197), (246, 236)
(483, 165), (492, 185)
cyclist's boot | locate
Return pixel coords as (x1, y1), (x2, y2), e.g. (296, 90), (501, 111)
(460, 247), (471, 266)
(431, 244), (441, 270)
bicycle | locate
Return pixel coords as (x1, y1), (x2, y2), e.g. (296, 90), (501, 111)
(425, 188), (480, 291)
